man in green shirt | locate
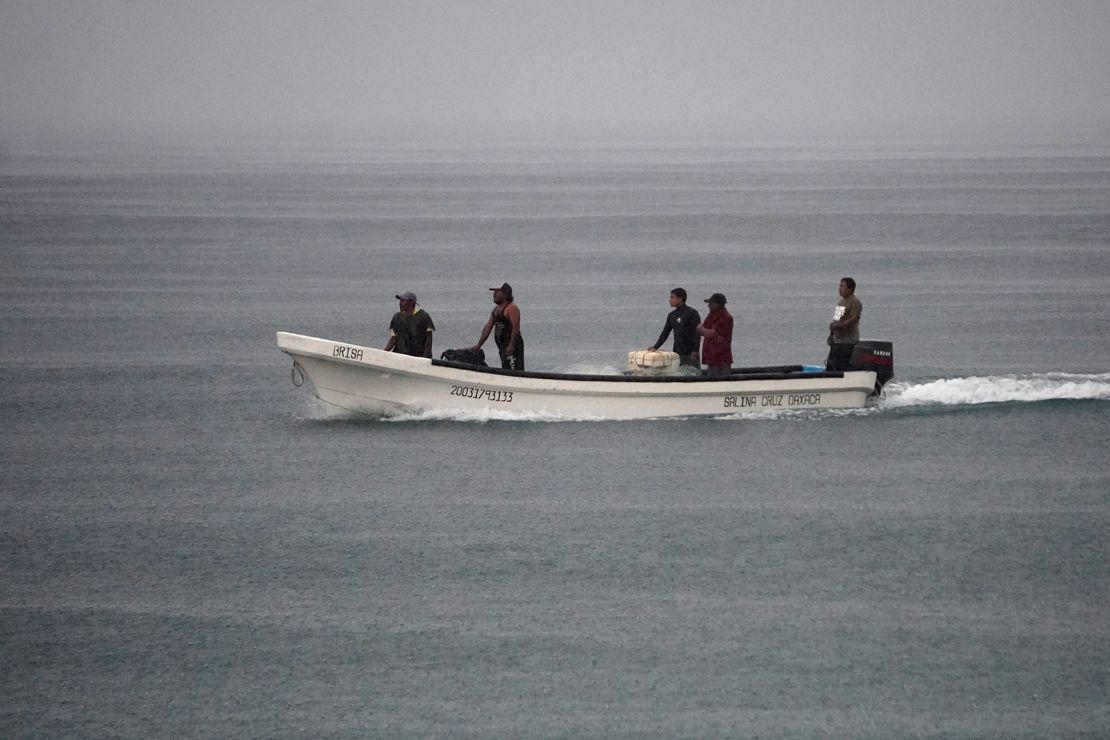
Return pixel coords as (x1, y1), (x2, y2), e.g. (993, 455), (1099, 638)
(384, 291), (435, 358)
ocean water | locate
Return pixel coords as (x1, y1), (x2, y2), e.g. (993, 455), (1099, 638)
(2, 139), (1108, 737)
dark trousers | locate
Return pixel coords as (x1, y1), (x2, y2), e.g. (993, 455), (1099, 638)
(499, 355), (523, 372)
(825, 343), (856, 371)
(499, 349), (524, 372)
(496, 335), (524, 371)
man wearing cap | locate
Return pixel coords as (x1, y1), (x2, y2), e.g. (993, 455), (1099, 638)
(472, 282), (524, 371)
(697, 293), (733, 376)
(383, 291), (435, 358)
(648, 287), (701, 369)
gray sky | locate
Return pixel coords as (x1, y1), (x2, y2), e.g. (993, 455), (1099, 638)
(3, 0), (1109, 143)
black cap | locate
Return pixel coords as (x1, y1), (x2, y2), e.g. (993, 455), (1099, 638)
(489, 282), (513, 298)
(704, 292), (727, 305)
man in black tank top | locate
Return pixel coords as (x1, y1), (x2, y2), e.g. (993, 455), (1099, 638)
(471, 282), (524, 371)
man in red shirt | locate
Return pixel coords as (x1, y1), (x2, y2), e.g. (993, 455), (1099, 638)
(697, 293), (733, 376)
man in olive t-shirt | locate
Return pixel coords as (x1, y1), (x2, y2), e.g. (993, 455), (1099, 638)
(825, 277), (862, 371)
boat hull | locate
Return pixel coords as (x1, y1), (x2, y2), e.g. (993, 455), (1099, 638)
(277, 332), (878, 419)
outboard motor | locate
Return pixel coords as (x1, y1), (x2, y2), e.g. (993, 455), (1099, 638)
(850, 340), (894, 391)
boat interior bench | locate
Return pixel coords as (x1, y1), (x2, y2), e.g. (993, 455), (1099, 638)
(430, 360), (845, 383)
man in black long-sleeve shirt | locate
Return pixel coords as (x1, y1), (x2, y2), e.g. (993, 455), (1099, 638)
(648, 287), (701, 368)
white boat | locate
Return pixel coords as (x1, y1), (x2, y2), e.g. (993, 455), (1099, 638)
(277, 332), (893, 420)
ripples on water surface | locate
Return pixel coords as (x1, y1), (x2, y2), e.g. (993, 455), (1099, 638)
(2, 141), (1108, 737)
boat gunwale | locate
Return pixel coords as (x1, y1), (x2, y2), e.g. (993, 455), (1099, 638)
(430, 358), (848, 384)
(277, 333), (860, 385)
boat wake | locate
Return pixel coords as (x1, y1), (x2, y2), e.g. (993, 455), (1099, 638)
(296, 398), (608, 423)
(879, 372), (1110, 409)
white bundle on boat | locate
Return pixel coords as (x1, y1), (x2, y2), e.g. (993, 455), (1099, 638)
(627, 349), (680, 374)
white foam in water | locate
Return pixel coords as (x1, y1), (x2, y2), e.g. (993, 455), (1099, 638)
(297, 400), (602, 423)
(881, 373), (1110, 408)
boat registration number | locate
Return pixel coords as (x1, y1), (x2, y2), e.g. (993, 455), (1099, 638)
(723, 393), (821, 408)
(450, 385), (514, 403)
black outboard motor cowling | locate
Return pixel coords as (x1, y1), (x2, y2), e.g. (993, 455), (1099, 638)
(850, 340), (894, 390)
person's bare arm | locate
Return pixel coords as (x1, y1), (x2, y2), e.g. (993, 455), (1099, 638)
(505, 304), (522, 353)
(472, 318), (494, 350)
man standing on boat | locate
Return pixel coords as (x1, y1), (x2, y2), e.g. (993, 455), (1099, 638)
(697, 293), (733, 376)
(384, 291), (435, 358)
(648, 287), (701, 369)
(472, 282), (524, 371)
(826, 277), (862, 371)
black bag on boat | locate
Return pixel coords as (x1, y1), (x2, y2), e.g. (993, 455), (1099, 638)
(440, 347), (487, 366)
